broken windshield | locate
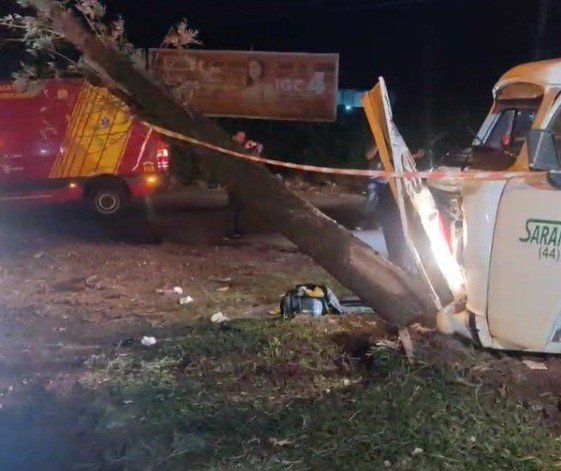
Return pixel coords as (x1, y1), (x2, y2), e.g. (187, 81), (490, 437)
(481, 107), (538, 152)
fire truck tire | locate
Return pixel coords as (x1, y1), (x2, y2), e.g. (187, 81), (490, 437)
(87, 181), (129, 217)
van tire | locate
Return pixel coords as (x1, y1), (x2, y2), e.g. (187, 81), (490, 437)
(86, 181), (129, 217)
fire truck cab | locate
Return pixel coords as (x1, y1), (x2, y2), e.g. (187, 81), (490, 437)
(0, 79), (170, 216)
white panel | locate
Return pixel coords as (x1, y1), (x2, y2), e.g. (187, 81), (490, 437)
(488, 177), (561, 350)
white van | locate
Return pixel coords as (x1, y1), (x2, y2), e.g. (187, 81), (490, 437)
(366, 59), (561, 353)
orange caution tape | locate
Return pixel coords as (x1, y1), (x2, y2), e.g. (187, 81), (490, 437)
(144, 122), (544, 181)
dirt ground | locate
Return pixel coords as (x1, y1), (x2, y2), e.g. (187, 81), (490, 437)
(1, 185), (561, 470)
(0, 186), (362, 470)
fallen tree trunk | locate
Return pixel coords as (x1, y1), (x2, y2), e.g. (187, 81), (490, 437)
(29, 0), (437, 326)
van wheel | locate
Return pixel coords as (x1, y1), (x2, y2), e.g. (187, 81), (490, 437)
(88, 183), (129, 217)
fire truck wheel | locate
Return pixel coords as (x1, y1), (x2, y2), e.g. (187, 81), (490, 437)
(88, 183), (129, 217)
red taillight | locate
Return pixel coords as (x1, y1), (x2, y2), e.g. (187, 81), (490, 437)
(156, 146), (170, 171)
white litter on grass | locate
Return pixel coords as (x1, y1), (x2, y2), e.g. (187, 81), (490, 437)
(523, 359), (548, 370)
(412, 447), (424, 456)
(269, 438), (294, 447)
(179, 296), (194, 305)
(211, 312), (230, 324)
(375, 339), (401, 350)
(141, 336), (157, 347)
(216, 286), (230, 292)
(213, 277), (232, 283)
(157, 286), (184, 295)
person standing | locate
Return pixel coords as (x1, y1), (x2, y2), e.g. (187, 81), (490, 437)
(225, 131), (264, 240)
(362, 141), (425, 268)
(364, 143), (425, 224)
(364, 144), (387, 224)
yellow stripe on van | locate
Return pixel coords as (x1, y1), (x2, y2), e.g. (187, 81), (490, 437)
(51, 82), (134, 178)
(50, 84), (91, 178)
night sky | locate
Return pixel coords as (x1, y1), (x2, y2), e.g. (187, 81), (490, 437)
(107, 0), (559, 129)
(1, 0), (560, 139)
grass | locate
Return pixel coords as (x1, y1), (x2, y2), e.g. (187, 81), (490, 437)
(80, 318), (561, 471)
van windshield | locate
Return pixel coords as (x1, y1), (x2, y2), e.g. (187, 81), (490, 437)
(481, 107), (538, 152)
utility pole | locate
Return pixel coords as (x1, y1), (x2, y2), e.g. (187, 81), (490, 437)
(422, 22), (434, 168)
(534, 0), (551, 60)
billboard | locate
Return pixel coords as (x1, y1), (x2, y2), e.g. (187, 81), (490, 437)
(148, 49), (339, 122)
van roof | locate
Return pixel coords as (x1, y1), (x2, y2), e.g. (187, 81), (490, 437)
(497, 58), (561, 88)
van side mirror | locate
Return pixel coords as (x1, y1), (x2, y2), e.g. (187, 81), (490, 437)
(527, 129), (560, 171)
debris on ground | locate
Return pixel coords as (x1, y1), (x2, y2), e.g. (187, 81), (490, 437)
(85, 275), (100, 289)
(212, 277), (232, 283)
(279, 284), (345, 319)
(141, 336), (157, 347)
(179, 296), (194, 305)
(157, 286), (184, 295)
(279, 284), (375, 319)
(211, 312), (230, 324)
(399, 328), (415, 364)
(523, 359), (548, 371)
(268, 438), (295, 448)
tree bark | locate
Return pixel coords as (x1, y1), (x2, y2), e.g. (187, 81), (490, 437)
(28, 0), (436, 326)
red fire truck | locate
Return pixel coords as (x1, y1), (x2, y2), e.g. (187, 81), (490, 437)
(0, 78), (170, 216)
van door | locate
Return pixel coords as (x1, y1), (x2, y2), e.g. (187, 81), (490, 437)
(32, 81), (81, 182)
(362, 78), (465, 306)
(487, 175), (561, 352)
(0, 82), (35, 188)
(0, 80), (79, 195)
(487, 96), (561, 351)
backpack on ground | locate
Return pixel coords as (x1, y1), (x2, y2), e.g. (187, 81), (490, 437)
(279, 284), (345, 319)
